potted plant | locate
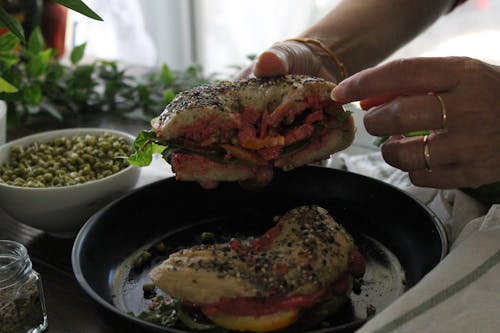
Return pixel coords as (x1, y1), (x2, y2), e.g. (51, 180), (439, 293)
(0, 1), (213, 140)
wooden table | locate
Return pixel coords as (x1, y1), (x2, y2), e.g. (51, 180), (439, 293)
(0, 209), (117, 332)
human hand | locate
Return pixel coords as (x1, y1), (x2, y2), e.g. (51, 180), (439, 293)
(331, 56), (500, 189)
(235, 39), (343, 82)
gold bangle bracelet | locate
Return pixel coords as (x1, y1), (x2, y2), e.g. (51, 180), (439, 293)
(286, 37), (347, 81)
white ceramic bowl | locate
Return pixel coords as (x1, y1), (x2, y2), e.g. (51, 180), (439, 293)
(0, 128), (141, 237)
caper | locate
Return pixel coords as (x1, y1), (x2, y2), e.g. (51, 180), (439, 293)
(0, 133), (134, 188)
(201, 232), (215, 244)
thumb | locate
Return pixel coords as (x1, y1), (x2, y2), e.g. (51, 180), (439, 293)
(254, 40), (319, 78)
(253, 48), (289, 77)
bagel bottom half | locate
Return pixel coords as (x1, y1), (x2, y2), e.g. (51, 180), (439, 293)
(201, 279), (352, 333)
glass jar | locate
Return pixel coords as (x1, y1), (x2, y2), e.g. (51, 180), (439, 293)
(0, 240), (48, 333)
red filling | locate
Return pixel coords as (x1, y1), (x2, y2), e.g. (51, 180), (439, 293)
(201, 217), (365, 318)
(201, 288), (326, 317)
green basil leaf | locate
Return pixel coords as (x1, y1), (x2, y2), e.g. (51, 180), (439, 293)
(70, 42), (86, 64)
(127, 130), (167, 166)
(28, 27), (44, 53)
(0, 76), (18, 93)
(54, 0), (103, 21)
(0, 32), (20, 51)
(28, 49), (52, 77)
(0, 7), (25, 42)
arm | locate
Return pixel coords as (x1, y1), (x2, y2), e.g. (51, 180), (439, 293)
(299, 0), (456, 76)
(246, 0), (458, 81)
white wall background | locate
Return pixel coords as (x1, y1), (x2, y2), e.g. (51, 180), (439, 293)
(68, 0), (500, 73)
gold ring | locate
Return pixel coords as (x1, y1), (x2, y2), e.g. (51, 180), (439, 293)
(434, 93), (447, 132)
(423, 134), (432, 172)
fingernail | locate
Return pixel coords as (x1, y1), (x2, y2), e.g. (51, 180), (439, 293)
(331, 84), (345, 101)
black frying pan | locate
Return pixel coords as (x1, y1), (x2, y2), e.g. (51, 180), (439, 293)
(72, 166), (447, 333)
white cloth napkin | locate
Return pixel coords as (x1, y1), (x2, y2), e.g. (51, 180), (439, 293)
(331, 151), (500, 333)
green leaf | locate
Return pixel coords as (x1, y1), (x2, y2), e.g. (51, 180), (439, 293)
(246, 54), (257, 61)
(0, 7), (25, 42)
(70, 42), (86, 64)
(46, 62), (65, 82)
(0, 76), (18, 93)
(372, 136), (388, 147)
(0, 32), (20, 51)
(28, 49), (53, 77)
(0, 52), (20, 68)
(28, 27), (45, 53)
(373, 130), (431, 147)
(160, 64), (174, 85)
(23, 85), (42, 105)
(127, 130), (167, 166)
(55, 0), (103, 21)
(404, 130), (430, 137)
(163, 89), (176, 104)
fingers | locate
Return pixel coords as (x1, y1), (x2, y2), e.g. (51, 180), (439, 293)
(382, 132), (500, 171)
(234, 41), (309, 79)
(331, 57), (461, 103)
(238, 40), (338, 81)
(381, 132), (500, 188)
(364, 93), (447, 136)
(409, 165), (500, 189)
(332, 56), (500, 189)
(253, 41), (321, 78)
(253, 50), (289, 77)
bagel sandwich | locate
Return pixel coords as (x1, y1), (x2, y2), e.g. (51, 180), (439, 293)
(149, 205), (365, 332)
(129, 75), (355, 183)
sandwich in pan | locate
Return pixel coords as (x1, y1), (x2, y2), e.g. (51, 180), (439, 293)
(149, 205), (365, 332)
(129, 75), (355, 183)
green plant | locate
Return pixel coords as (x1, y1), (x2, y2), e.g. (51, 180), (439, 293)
(0, 0), (101, 43)
(0, 26), (212, 131)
